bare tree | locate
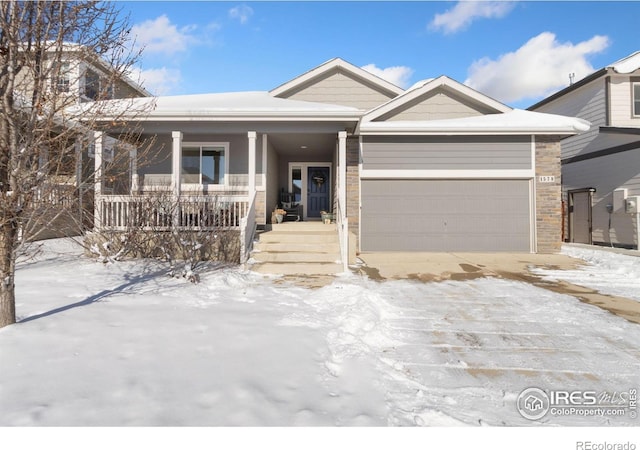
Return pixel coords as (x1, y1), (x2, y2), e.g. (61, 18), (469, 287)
(0, 1), (149, 328)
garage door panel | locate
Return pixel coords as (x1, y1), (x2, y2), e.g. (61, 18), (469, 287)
(361, 180), (531, 252)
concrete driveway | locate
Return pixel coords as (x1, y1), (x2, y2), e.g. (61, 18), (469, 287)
(356, 252), (640, 324)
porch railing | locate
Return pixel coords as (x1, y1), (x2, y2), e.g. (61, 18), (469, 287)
(97, 194), (249, 231)
(239, 190), (257, 264)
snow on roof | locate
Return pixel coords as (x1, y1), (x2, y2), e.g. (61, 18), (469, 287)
(153, 91), (359, 113)
(81, 91), (361, 119)
(608, 51), (640, 74)
(359, 109), (591, 135)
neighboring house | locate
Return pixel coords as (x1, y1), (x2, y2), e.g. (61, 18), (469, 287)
(88, 58), (589, 263)
(530, 51), (640, 250)
(13, 44), (151, 239)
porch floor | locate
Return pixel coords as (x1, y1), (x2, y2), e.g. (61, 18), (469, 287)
(249, 222), (343, 277)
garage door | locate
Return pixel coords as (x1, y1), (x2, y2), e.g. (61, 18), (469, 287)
(361, 179), (532, 252)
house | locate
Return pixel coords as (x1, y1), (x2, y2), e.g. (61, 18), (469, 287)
(529, 51), (640, 250)
(86, 58), (589, 266)
(12, 43), (151, 239)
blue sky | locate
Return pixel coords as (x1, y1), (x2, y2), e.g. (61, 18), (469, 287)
(122, 1), (640, 108)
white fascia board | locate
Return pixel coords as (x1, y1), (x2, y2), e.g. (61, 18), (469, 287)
(270, 58), (404, 97)
(360, 169), (535, 179)
(358, 128), (581, 136)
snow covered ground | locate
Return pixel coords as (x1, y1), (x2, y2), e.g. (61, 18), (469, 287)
(533, 244), (640, 302)
(1, 240), (639, 429)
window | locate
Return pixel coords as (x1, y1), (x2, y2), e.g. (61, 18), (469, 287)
(291, 167), (302, 203)
(83, 68), (113, 100)
(84, 68), (100, 100)
(182, 144), (227, 185)
(53, 62), (70, 93)
(634, 83), (640, 117)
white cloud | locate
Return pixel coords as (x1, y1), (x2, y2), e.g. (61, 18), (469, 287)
(464, 32), (610, 104)
(129, 67), (182, 96)
(361, 64), (414, 89)
(131, 15), (198, 55)
(429, 1), (516, 34)
(229, 5), (254, 25)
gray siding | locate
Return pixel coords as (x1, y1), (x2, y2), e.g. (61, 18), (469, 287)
(378, 89), (489, 122)
(562, 147), (640, 247)
(533, 78), (607, 159)
(361, 136), (532, 170)
(361, 179), (531, 252)
(280, 69), (395, 110)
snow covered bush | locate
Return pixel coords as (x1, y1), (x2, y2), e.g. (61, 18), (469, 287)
(83, 193), (241, 282)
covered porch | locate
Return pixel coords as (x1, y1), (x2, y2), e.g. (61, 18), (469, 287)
(92, 125), (351, 266)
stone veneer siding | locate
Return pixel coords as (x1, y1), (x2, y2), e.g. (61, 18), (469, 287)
(346, 137), (360, 250)
(535, 136), (563, 253)
(255, 190), (266, 225)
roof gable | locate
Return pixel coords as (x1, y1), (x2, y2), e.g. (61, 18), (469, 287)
(362, 76), (511, 123)
(270, 58), (404, 109)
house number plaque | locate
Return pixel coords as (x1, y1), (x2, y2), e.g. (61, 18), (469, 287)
(538, 176), (555, 183)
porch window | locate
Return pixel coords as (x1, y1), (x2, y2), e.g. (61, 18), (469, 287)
(182, 144), (227, 185)
(634, 83), (640, 117)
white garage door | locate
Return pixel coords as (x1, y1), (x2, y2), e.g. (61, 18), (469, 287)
(361, 179), (532, 252)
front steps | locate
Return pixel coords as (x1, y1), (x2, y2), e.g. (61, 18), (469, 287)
(250, 222), (343, 276)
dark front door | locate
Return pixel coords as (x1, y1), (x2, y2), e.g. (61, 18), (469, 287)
(307, 166), (330, 218)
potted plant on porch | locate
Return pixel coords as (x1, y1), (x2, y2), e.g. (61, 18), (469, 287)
(320, 210), (335, 224)
(272, 208), (287, 224)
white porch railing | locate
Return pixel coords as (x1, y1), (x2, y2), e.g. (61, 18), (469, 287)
(97, 194), (249, 231)
(239, 190), (257, 264)
(34, 184), (78, 209)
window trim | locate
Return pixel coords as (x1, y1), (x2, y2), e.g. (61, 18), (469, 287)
(633, 82), (640, 117)
(181, 142), (229, 189)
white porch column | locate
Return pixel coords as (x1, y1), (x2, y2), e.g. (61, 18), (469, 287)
(93, 131), (104, 229)
(171, 131), (182, 197)
(74, 137), (83, 189)
(248, 131), (257, 194)
(338, 131), (347, 217)
(129, 146), (138, 194)
(75, 137), (84, 221)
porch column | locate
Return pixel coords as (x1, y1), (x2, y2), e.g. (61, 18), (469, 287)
(248, 131), (257, 194)
(171, 131), (182, 197)
(93, 131), (104, 229)
(129, 145), (138, 194)
(338, 131), (347, 217)
(75, 137), (83, 222)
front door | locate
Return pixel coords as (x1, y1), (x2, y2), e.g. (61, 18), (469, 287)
(307, 166), (330, 218)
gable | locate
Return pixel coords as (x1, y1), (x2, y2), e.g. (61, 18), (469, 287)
(362, 76), (511, 125)
(374, 87), (496, 122)
(274, 68), (398, 110)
